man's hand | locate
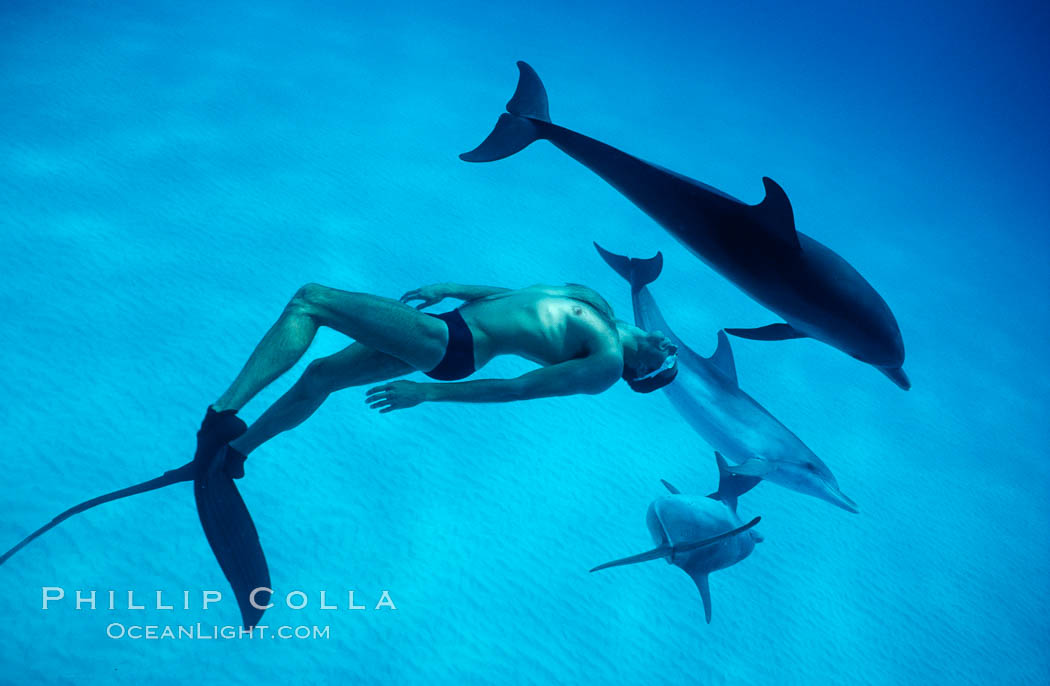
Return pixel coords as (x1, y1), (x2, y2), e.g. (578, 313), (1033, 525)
(400, 284), (451, 310)
(366, 381), (431, 413)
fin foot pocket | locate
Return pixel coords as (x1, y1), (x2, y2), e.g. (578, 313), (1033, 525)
(195, 408), (247, 474)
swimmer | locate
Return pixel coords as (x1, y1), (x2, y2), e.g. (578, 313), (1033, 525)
(196, 282), (678, 477)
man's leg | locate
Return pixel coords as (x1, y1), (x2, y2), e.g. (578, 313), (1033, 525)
(229, 342), (413, 457)
(212, 283), (449, 412)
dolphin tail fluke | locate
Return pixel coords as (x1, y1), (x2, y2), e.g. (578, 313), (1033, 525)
(194, 469), (271, 630)
(0, 462), (196, 565)
(707, 452), (762, 512)
(505, 61), (550, 121)
(460, 61), (550, 163)
(460, 113), (542, 162)
(593, 242), (664, 292)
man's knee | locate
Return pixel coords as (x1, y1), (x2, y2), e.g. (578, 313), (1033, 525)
(288, 282), (329, 315)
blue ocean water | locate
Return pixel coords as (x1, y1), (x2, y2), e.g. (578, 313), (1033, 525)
(1, 1), (1048, 684)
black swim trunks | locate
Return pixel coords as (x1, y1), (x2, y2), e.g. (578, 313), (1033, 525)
(424, 309), (476, 381)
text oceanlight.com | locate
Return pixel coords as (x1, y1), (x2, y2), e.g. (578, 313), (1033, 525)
(106, 623), (330, 640)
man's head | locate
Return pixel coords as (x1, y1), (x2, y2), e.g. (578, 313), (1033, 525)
(616, 322), (678, 393)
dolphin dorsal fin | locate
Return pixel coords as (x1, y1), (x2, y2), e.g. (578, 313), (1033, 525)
(709, 331), (737, 384)
(755, 177), (800, 252)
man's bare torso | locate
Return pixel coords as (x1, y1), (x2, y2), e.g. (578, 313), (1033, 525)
(457, 285), (621, 368)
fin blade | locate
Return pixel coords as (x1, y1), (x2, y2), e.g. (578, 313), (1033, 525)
(589, 544), (671, 572)
(724, 323), (806, 341)
(709, 331), (738, 383)
(0, 462), (195, 565)
(194, 471), (271, 629)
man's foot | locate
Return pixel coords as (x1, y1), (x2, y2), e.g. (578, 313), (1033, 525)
(195, 408), (248, 476)
(222, 444), (249, 480)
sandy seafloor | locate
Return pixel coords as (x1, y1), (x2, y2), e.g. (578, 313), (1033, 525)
(1, 1), (1048, 684)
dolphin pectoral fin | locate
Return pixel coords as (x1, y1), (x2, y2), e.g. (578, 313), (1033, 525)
(673, 517), (761, 556)
(660, 479), (681, 495)
(0, 462), (196, 565)
(753, 177), (800, 252)
(709, 331), (738, 384)
(589, 544), (672, 572)
(724, 323), (806, 341)
(194, 470), (271, 629)
(879, 365), (911, 390)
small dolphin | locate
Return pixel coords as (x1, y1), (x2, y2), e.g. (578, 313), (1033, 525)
(591, 455), (762, 623)
(596, 243), (858, 513)
(461, 61), (910, 390)
(0, 440), (271, 629)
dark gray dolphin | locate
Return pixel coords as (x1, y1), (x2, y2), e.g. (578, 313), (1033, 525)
(461, 61), (910, 390)
(591, 456), (762, 623)
(0, 445), (271, 629)
(596, 243), (858, 513)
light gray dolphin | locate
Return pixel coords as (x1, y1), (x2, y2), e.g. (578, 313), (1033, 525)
(596, 243), (858, 513)
(591, 456), (762, 623)
(461, 61), (910, 390)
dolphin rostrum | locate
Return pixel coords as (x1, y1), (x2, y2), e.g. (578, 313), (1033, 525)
(591, 456), (763, 623)
(0, 443), (271, 629)
(461, 61), (910, 390)
(596, 243), (858, 513)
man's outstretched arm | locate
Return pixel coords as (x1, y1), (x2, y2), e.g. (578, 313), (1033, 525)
(400, 283), (510, 309)
(366, 353), (623, 412)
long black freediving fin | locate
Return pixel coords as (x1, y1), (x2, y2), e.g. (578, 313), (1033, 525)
(194, 459), (271, 629)
(0, 461), (196, 565)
